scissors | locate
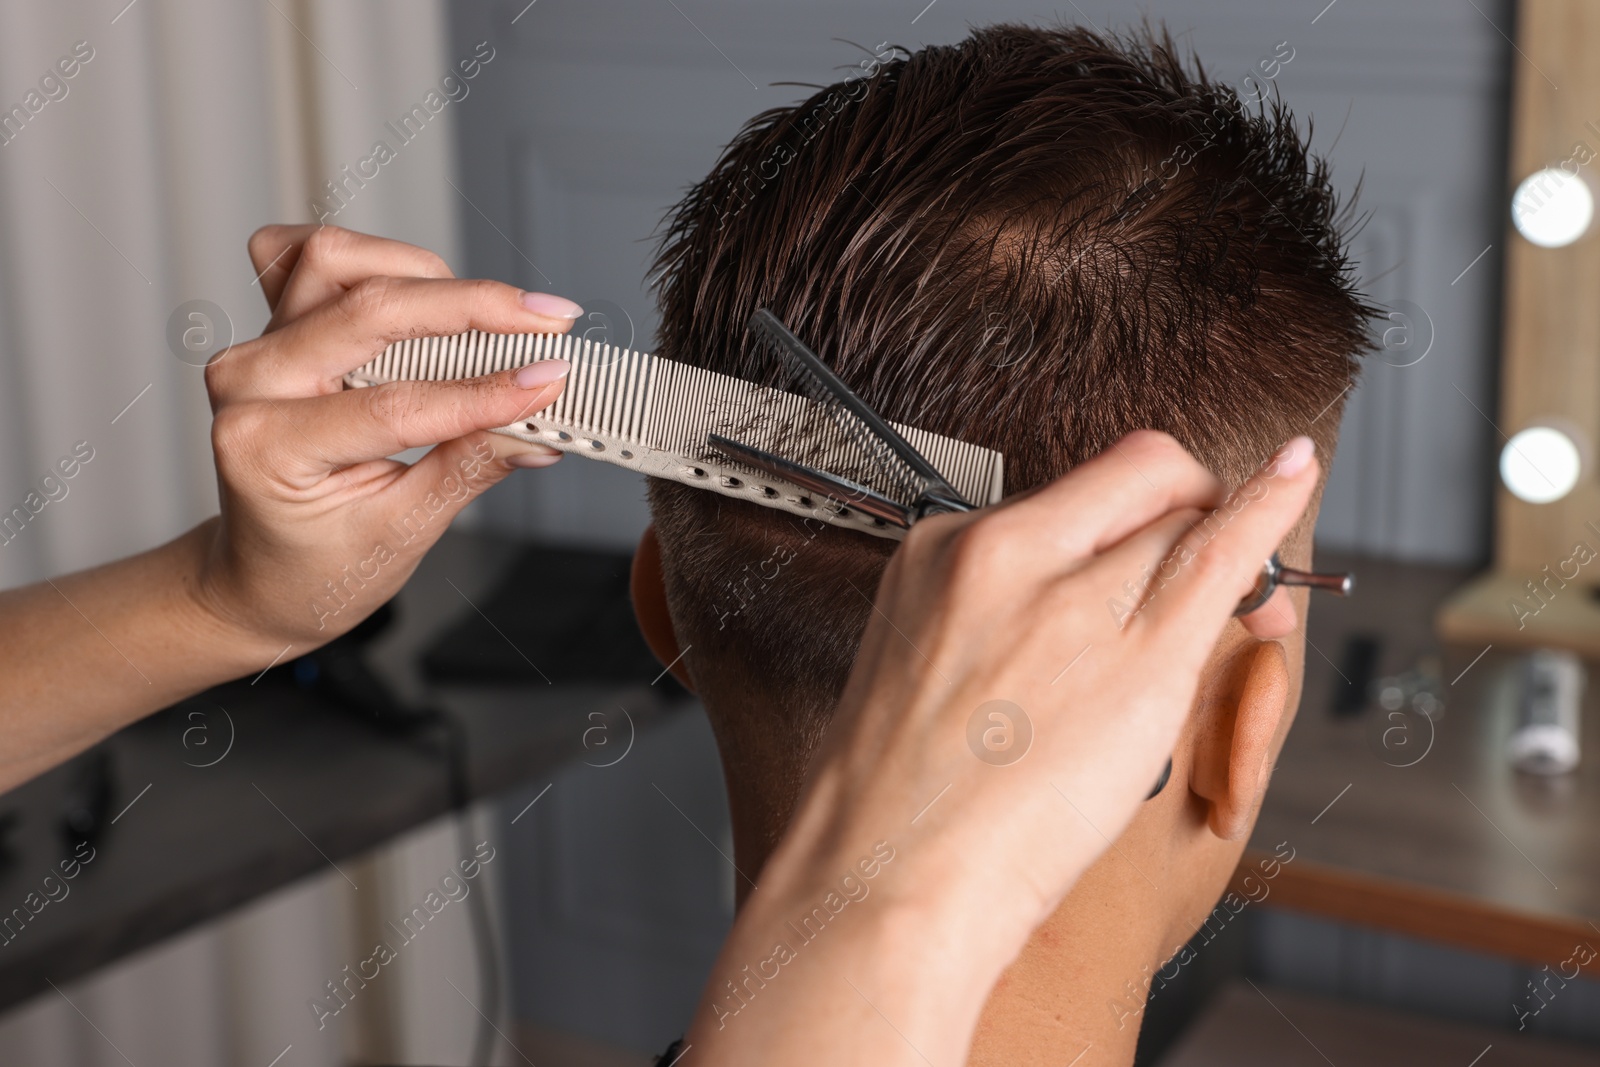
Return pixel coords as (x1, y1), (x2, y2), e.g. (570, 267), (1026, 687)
(711, 310), (1354, 796)
(712, 309), (1354, 616)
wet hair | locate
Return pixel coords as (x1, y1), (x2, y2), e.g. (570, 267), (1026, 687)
(644, 23), (1373, 832)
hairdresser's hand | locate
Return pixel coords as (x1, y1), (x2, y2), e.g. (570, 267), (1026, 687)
(193, 225), (583, 655)
(0, 226), (586, 794)
(686, 431), (1320, 1067)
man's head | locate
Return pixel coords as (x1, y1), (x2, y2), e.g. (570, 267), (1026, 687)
(631, 22), (1370, 1058)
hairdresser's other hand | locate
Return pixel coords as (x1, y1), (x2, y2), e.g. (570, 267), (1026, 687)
(196, 224), (583, 656)
(686, 431), (1320, 1067)
(0, 226), (586, 793)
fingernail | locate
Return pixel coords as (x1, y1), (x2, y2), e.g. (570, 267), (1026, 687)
(1270, 435), (1315, 477)
(507, 449), (563, 469)
(515, 358), (569, 390)
(520, 292), (583, 319)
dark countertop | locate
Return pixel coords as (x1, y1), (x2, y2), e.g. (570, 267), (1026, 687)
(1247, 549), (1600, 964)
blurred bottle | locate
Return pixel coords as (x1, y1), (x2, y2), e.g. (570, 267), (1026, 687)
(1508, 649), (1584, 776)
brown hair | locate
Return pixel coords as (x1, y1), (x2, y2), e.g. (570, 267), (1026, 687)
(644, 24), (1373, 828)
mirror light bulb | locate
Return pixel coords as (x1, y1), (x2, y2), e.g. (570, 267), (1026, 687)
(1511, 168), (1593, 248)
(1500, 426), (1582, 504)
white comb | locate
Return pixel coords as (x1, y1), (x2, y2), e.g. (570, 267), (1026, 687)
(345, 330), (1005, 540)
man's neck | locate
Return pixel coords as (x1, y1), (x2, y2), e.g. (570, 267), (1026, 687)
(727, 777), (1160, 1067)
(966, 899), (1156, 1067)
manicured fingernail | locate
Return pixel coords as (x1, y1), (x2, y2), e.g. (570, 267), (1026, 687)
(515, 358), (569, 389)
(1270, 436), (1315, 477)
(520, 292), (583, 318)
(507, 449), (563, 469)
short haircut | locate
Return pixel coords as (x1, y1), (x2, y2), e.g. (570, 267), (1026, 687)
(645, 24), (1373, 821)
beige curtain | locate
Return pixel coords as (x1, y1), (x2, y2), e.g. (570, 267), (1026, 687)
(0, 0), (464, 589)
(0, 2), (503, 1064)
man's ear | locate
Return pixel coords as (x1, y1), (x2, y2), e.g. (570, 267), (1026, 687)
(630, 525), (696, 693)
(1189, 641), (1290, 841)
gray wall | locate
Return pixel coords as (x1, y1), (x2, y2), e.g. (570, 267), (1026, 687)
(448, 0), (1516, 1054)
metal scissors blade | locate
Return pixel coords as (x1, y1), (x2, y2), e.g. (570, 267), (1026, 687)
(706, 433), (914, 527)
(745, 310), (973, 519)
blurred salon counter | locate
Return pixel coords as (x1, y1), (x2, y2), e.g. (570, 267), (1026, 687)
(0, 529), (682, 1012)
(1243, 550), (1600, 967)
(7, 536), (1594, 1009)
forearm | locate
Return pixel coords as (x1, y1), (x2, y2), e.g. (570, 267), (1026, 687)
(684, 836), (1033, 1066)
(0, 518), (277, 793)
(686, 905), (990, 1064)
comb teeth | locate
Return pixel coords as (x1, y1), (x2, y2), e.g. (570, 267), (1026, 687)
(371, 331), (659, 440)
(346, 330), (1005, 539)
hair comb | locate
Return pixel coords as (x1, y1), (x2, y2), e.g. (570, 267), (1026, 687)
(344, 311), (1350, 614)
(343, 313), (1005, 541)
